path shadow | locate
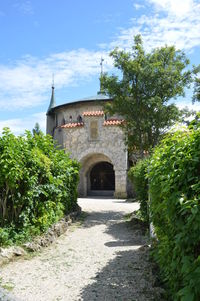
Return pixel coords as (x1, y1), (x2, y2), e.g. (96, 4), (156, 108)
(79, 197), (115, 200)
(113, 199), (137, 204)
(82, 211), (125, 228)
(79, 247), (164, 301)
(104, 219), (147, 247)
(104, 240), (142, 247)
(82, 211), (147, 246)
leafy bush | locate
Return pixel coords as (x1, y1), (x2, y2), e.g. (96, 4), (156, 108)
(128, 158), (149, 222)
(148, 127), (200, 300)
(0, 128), (80, 246)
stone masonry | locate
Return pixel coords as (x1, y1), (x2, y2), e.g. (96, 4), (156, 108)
(46, 92), (128, 198)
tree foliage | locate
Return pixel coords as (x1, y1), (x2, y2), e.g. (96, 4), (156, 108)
(0, 128), (80, 245)
(188, 112), (200, 130)
(101, 35), (199, 156)
(148, 127), (200, 300)
(32, 122), (42, 136)
(128, 159), (149, 222)
(193, 77), (200, 102)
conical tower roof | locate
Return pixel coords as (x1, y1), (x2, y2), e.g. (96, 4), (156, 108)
(47, 84), (56, 114)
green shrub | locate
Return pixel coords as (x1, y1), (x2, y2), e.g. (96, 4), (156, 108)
(0, 128), (80, 246)
(128, 158), (149, 222)
(148, 127), (200, 301)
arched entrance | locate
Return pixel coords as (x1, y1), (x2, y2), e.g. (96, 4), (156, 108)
(78, 152), (126, 197)
(90, 162), (115, 191)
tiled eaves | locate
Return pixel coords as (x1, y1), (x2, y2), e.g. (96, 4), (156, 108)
(59, 122), (84, 128)
(57, 118), (124, 129)
(82, 111), (104, 116)
(103, 119), (124, 126)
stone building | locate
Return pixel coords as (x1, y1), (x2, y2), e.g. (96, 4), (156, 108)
(46, 85), (129, 198)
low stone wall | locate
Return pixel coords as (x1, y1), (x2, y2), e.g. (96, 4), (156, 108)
(0, 205), (81, 266)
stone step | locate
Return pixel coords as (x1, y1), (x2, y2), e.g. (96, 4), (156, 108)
(88, 190), (114, 197)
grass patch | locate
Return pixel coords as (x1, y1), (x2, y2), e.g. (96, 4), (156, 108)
(0, 277), (15, 292)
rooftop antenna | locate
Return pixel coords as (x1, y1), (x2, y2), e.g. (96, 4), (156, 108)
(99, 57), (104, 93)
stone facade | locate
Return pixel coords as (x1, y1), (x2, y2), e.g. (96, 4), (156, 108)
(47, 93), (128, 198)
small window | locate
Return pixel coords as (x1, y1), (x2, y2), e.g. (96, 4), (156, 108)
(90, 120), (98, 140)
(77, 115), (82, 123)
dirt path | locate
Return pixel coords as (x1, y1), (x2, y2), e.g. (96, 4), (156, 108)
(0, 198), (160, 301)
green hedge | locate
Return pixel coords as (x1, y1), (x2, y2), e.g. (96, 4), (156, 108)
(128, 159), (149, 222)
(0, 128), (80, 246)
(148, 127), (200, 300)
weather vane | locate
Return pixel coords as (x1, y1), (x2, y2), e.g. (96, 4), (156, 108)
(52, 73), (54, 88)
(99, 57), (105, 93)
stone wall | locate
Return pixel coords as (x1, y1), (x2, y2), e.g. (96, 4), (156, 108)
(53, 101), (128, 198)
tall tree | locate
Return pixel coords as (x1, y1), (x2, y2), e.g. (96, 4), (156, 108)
(101, 35), (199, 156)
(32, 122), (42, 136)
(193, 77), (200, 102)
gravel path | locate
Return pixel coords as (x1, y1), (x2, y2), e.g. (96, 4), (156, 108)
(0, 198), (160, 301)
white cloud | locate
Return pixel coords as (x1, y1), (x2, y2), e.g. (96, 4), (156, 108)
(1, 1), (199, 112)
(13, 0), (34, 15)
(148, 0), (193, 16)
(133, 3), (145, 10)
(0, 50), (113, 110)
(113, 0), (200, 51)
(176, 100), (200, 111)
(0, 112), (46, 136)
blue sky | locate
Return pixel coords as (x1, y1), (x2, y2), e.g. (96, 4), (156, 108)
(0, 0), (200, 134)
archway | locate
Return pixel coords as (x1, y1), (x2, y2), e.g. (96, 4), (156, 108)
(90, 162), (115, 191)
(78, 153), (118, 197)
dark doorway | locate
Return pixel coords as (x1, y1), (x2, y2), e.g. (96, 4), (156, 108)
(90, 162), (115, 191)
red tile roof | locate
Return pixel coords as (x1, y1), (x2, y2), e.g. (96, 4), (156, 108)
(59, 122), (84, 128)
(82, 111), (104, 116)
(103, 119), (124, 126)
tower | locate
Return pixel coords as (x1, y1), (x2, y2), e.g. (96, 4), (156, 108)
(46, 82), (56, 136)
